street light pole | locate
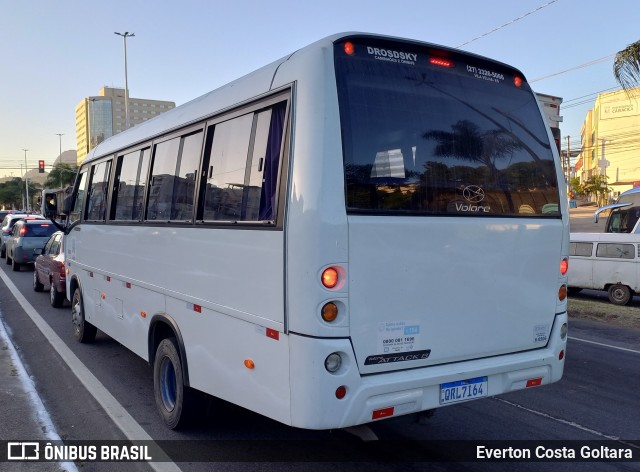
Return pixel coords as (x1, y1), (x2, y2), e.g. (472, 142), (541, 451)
(114, 31), (135, 130)
(22, 149), (29, 211)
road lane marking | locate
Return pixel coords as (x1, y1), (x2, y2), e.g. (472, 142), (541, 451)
(0, 318), (79, 471)
(0, 270), (181, 472)
(495, 398), (639, 450)
(569, 336), (640, 354)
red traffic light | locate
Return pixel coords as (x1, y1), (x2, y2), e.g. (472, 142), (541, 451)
(38, 160), (45, 173)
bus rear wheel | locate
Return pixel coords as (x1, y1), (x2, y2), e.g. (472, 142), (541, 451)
(608, 284), (632, 306)
(154, 337), (196, 430)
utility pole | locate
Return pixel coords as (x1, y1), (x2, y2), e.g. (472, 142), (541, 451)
(565, 135), (571, 181)
(22, 149), (29, 211)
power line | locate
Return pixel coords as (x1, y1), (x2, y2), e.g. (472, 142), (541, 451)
(457, 0), (560, 48)
(530, 54), (615, 82)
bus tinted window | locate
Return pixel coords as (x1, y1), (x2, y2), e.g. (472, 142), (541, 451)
(86, 160), (112, 221)
(335, 39), (560, 217)
(112, 148), (150, 221)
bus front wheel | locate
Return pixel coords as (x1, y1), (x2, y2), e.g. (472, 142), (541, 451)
(71, 288), (97, 343)
(154, 337), (195, 430)
(608, 284), (632, 306)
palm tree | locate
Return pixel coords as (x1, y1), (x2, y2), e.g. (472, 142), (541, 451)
(613, 40), (640, 90)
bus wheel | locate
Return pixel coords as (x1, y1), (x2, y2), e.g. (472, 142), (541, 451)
(71, 288), (97, 343)
(154, 337), (194, 430)
(608, 284), (632, 306)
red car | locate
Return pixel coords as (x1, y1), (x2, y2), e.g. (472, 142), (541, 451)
(33, 231), (66, 308)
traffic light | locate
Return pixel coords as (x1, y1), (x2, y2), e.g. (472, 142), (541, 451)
(38, 160), (45, 173)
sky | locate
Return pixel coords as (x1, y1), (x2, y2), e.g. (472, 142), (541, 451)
(1, 0), (638, 178)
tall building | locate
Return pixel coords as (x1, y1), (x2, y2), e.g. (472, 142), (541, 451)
(75, 87), (175, 165)
(577, 88), (640, 199)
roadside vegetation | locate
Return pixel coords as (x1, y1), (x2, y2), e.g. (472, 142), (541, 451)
(568, 297), (640, 330)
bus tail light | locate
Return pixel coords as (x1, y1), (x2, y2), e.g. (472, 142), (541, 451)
(514, 75), (523, 87)
(526, 378), (542, 388)
(560, 258), (568, 275)
(321, 267), (340, 289)
(335, 386), (347, 399)
(321, 302), (338, 322)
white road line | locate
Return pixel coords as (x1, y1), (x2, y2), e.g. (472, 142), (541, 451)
(0, 319), (79, 471)
(0, 270), (181, 472)
(569, 336), (640, 354)
(495, 398), (640, 450)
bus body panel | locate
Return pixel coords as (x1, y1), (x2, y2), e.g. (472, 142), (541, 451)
(348, 216), (566, 374)
(67, 224), (286, 335)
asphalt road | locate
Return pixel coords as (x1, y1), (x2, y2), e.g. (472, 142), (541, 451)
(0, 255), (638, 471)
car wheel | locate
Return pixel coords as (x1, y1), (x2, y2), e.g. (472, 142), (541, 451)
(33, 271), (44, 292)
(608, 284), (632, 306)
(154, 337), (198, 430)
(50, 279), (64, 308)
(12, 257), (20, 272)
(567, 287), (582, 296)
(0, 246), (5, 258)
(71, 287), (97, 343)
(5, 251), (11, 265)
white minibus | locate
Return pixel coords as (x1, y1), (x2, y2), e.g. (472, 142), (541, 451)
(569, 232), (639, 305)
(53, 33), (569, 430)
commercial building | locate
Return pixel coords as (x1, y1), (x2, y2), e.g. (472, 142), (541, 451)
(75, 87), (175, 165)
(576, 88), (640, 198)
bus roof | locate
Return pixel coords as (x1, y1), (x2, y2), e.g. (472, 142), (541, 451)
(84, 32), (527, 164)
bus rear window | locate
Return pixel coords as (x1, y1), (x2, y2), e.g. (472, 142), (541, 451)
(334, 38), (560, 217)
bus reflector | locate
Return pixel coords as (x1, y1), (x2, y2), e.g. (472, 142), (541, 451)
(559, 350), (565, 361)
(526, 378), (542, 388)
(344, 41), (355, 56)
(194, 304), (202, 313)
(560, 258), (568, 275)
(321, 267), (339, 289)
(429, 57), (454, 68)
(335, 386), (347, 399)
(372, 406), (394, 419)
(140, 311), (147, 318)
(244, 359), (255, 369)
(266, 328), (279, 340)
(514, 75), (523, 87)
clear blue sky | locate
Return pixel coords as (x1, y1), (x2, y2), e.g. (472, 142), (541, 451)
(1, 0), (638, 178)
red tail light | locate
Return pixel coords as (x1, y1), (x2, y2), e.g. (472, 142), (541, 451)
(59, 262), (66, 278)
(19, 227), (27, 237)
(430, 57), (454, 67)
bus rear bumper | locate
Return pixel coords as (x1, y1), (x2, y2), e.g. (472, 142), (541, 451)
(289, 312), (567, 430)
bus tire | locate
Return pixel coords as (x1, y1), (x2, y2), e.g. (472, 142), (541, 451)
(608, 284), (632, 306)
(154, 337), (195, 430)
(71, 287), (97, 343)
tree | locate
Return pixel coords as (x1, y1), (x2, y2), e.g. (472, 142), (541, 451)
(569, 176), (584, 197)
(614, 40), (640, 90)
(44, 163), (78, 189)
(582, 174), (609, 205)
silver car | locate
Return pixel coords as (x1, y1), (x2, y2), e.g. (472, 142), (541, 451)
(5, 219), (57, 272)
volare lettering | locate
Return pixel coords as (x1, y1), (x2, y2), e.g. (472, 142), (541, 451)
(366, 46), (417, 63)
(455, 203), (491, 213)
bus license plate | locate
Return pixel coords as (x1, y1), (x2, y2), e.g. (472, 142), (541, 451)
(440, 376), (488, 405)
